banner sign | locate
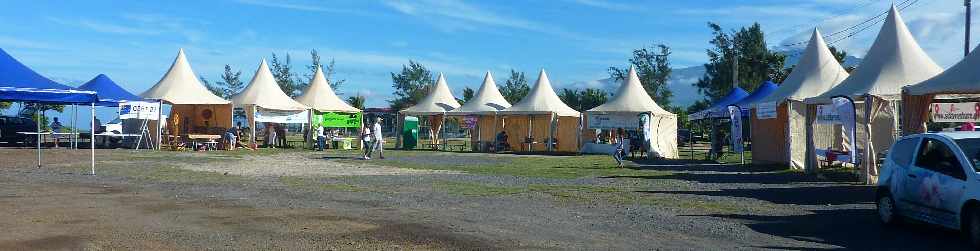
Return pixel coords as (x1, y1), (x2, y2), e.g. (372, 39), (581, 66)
(815, 104), (841, 124)
(461, 116), (479, 129)
(832, 97), (858, 164)
(313, 112), (362, 128)
(256, 108), (309, 124)
(931, 102), (980, 122)
(119, 101), (160, 120)
(756, 101), (778, 119)
(728, 106), (744, 153)
(588, 113), (641, 129)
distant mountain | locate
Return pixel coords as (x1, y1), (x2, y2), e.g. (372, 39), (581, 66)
(781, 48), (861, 69)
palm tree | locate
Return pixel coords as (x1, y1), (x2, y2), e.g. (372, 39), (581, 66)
(346, 95), (366, 110)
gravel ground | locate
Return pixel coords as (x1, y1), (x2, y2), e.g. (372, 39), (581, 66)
(0, 148), (974, 250)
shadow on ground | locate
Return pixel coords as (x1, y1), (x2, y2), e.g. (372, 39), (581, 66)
(639, 185), (873, 206)
(705, 209), (971, 250)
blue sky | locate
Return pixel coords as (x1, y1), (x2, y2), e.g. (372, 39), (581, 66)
(0, 0), (975, 112)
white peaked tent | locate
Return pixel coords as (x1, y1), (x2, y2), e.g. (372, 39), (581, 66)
(141, 49), (233, 146)
(232, 59), (311, 145)
(296, 66), (360, 112)
(448, 71), (511, 147)
(752, 29), (849, 169)
(402, 73), (461, 115)
(400, 73), (461, 149)
(500, 70), (581, 152)
(902, 43), (980, 135)
(232, 59), (310, 110)
(588, 66), (677, 158)
(803, 5), (943, 184)
(142, 49), (230, 105)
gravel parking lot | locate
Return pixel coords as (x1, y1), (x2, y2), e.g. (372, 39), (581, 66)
(0, 148), (973, 250)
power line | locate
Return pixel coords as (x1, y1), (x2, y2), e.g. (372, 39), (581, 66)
(779, 0), (915, 48)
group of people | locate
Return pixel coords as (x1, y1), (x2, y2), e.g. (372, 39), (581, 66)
(358, 117), (384, 160)
(312, 125), (342, 150)
(263, 122), (288, 148)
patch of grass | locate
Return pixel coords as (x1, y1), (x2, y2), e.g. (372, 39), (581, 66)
(93, 163), (251, 185)
(278, 176), (364, 192)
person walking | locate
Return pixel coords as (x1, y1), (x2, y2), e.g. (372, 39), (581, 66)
(370, 117), (384, 159)
(225, 122), (241, 150)
(613, 128), (626, 167)
(315, 125), (325, 151)
(267, 123), (277, 149)
(361, 125), (373, 159)
(50, 117), (63, 148)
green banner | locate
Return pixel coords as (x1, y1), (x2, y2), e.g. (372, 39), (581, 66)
(313, 112), (362, 128)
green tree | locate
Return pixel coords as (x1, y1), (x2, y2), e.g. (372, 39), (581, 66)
(18, 104), (65, 130)
(694, 22), (785, 102)
(270, 52), (302, 97)
(306, 49), (346, 94)
(500, 69), (529, 104)
(217, 65), (244, 98)
(389, 60), (434, 111)
(199, 76), (224, 98)
(346, 95), (366, 110)
(460, 87), (475, 104)
(558, 88), (608, 112)
(608, 44), (673, 108)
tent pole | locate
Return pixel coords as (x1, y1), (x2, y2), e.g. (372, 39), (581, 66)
(492, 113), (498, 152)
(72, 104), (77, 149)
(547, 113), (555, 152)
(157, 100), (162, 150)
(36, 107), (41, 168)
(250, 105), (257, 147)
(527, 115), (532, 152)
(91, 103), (95, 175)
(441, 113), (447, 151)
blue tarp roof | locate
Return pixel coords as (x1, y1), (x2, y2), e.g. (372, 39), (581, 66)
(0, 48), (97, 104)
(690, 87), (751, 120)
(734, 81), (778, 107)
(78, 74), (142, 106)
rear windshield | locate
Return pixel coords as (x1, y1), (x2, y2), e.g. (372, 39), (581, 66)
(955, 138), (980, 172)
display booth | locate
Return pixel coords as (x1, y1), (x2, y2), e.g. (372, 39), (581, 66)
(902, 43), (980, 135)
(751, 29), (849, 170)
(77, 74), (159, 149)
(447, 71), (511, 152)
(499, 70), (581, 153)
(231, 59), (310, 148)
(400, 73), (461, 150)
(141, 49), (233, 150)
(296, 65), (362, 149)
(585, 66), (677, 158)
(803, 5), (942, 184)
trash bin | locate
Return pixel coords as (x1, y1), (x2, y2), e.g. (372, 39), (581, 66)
(402, 116), (418, 149)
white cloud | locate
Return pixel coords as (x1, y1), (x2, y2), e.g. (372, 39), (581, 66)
(46, 14), (207, 43)
(568, 0), (637, 11)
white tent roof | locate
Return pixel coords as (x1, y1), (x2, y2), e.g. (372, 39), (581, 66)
(231, 59), (309, 111)
(295, 66), (360, 112)
(448, 71), (511, 115)
(588, 66), (673, 116)
(401, 73), (461, 115)
(906, 43), (980, 95)
(806, 5), (942, 103)
(760, 29), (849, 104)
(140, 49), (230, 105)
(500, 70), (580, 117)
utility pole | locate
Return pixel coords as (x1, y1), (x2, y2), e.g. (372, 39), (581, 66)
(967, 0), (973, 57)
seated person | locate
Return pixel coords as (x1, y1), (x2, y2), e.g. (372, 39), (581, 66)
(495, 131), (510, 151)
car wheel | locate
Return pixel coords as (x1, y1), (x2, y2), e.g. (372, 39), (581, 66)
(966, 208), (980, 248)
(877, 193), (899, 226)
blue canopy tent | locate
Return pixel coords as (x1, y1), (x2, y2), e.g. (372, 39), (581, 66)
(733, 81), (778, 108)
(0, 48), (98, 173)
(78, 74), (158, 150)
(78, 74), (142, 106)
(689, 87), (750, 120)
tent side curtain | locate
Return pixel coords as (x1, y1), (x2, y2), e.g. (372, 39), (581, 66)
(0, 87), (98, 104)
(900, 92), (933, 135)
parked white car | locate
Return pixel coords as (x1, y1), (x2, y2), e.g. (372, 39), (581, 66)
(877, 132), (980, 246)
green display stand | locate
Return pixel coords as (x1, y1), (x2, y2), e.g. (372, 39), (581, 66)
(402, 116), (419, 149)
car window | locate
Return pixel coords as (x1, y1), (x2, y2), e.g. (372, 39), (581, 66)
(955, 138), (980, 173)
(889, 138), (919, 167)
(916, 138), (966, 180)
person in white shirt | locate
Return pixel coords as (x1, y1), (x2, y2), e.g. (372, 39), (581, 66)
(315, 125), (325, 151)
(361, 126), (373, 159)
(370, 117), (384, 159)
